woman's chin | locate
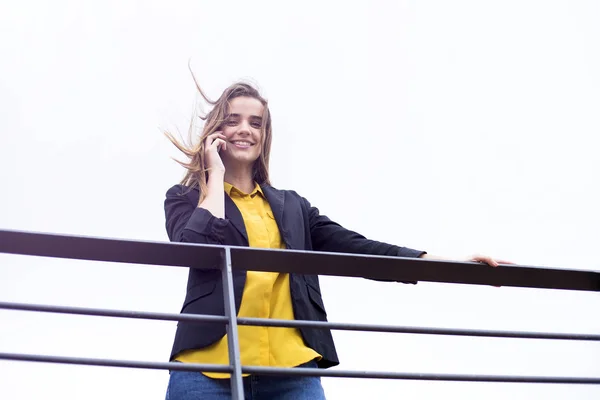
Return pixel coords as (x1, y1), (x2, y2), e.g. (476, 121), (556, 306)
(223, 154), (259, 168)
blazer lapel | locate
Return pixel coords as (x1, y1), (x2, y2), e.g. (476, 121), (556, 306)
(261, 185), (288, 246)
(225, 194), (248, 242)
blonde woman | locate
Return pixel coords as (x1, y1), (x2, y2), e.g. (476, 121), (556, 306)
(163, 80), (503, 399)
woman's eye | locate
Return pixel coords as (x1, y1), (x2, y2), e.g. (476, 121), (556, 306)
(250, 122), (261, 128)
(226, 120), (238, 126)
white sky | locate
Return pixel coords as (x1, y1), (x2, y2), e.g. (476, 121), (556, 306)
(0, 1), (599, 399)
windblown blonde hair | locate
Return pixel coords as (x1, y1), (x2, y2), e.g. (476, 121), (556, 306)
(165, 72), (272, 202)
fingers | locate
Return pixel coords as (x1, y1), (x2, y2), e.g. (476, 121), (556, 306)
(204, 132), (227, 152)
(205, 138), (226, 153)
(202, 132), (227, 173)
(205, 132), (226, 145)
(468, 254), (513, 288)
(213, 138), (226, 152)
(494, 259), (515, 265)
(470, 254), (499, 267)
(474, 256), (515, 266)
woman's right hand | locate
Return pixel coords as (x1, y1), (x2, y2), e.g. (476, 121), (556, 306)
(204, 131), (227, 174)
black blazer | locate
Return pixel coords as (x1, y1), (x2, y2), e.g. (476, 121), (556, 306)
(164, 183), (425, 368)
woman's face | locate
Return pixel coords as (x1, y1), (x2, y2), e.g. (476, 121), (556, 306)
(219, 96), (264, 168)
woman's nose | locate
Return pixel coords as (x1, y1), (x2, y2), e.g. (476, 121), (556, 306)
(237, 120), (251, 134)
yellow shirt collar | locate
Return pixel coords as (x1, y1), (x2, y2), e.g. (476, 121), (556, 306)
(224, 181), (263, 197)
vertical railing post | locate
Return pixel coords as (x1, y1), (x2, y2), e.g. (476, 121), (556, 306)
(221, 247), (244, 399)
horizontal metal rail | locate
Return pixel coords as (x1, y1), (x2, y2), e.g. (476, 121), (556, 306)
(0, 352), (598, 384)
(1, 229), (599, 291)
(1, 227), (599, 397)
(1, 300), (599, 341)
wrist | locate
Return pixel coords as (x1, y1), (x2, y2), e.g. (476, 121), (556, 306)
(207, 170), (225, 182)
(420, 253), (449, 261)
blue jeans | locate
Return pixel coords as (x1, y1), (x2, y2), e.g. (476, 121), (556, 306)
(166, 360), (326, 400)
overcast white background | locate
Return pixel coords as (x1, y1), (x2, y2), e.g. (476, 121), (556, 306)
(1, 1), (599, 399)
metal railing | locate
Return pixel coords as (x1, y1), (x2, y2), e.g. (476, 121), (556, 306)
(1, 228), (599, 399)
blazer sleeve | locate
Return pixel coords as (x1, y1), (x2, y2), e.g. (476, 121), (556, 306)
(299, 195), (425, 283)
(301, 196), (426, 258)
(164, 184), (229, 244)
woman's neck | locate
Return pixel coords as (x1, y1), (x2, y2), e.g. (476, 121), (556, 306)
(224, 165), (255, 194)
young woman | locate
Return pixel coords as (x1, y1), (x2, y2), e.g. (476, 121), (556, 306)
(163, 80), (503, 399)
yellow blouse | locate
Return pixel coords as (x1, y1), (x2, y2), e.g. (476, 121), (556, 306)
(175, 182), (321, 378)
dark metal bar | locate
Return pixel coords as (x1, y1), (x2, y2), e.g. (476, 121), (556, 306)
(0, 301), (227, 324)
(0, 352), (598, 384)
(230, 247), (600, 292)
(0, 228), (222, 270)
(1, 229), (599, 292)
(222, 247), (244, 400)
(2, 300), (600, 341)
(236, 318), (600, 341)
(242, 366), (600, 384)
(0, 352), (231, 373)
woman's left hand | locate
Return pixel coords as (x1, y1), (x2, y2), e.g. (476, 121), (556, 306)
(420, 253), (513, 267)
(468, 254), (514, 267)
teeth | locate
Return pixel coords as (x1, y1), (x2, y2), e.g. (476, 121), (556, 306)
(232, 141), (252, 146)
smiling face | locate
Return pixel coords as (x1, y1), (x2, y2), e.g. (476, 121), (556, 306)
(219, 96), (265, 169)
